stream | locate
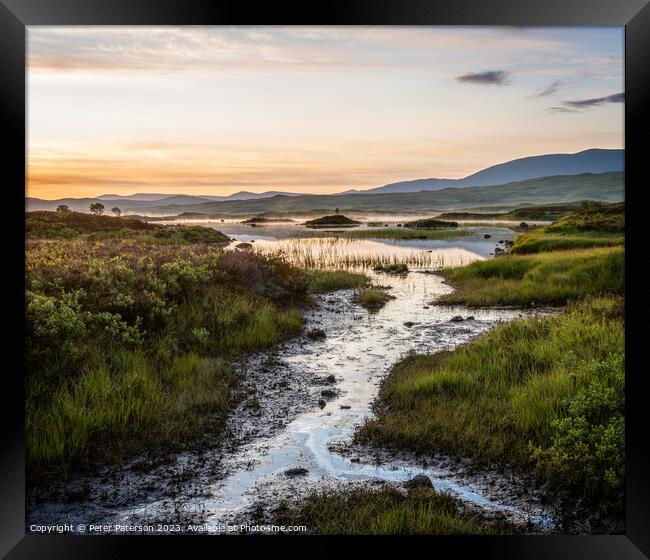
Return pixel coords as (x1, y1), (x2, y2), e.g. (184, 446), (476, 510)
(27, 227), (561, 534)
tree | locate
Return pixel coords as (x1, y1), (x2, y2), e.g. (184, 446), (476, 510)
(89, 202), (105, 215)
(56, 204), (69, 212)
(111, 206), (121, 218)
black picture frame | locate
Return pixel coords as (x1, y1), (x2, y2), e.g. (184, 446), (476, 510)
(2, 1), (648, 557)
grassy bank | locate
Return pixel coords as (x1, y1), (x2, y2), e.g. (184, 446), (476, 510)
(438, 247), (623, 307)
(358, 205), (625, 514)
(27, 210), (230, 244)
(511, 202), (624, 254)
(274, 487), (513, 535)
(359, 297), (624, 512)
(26, 226), (366, 480)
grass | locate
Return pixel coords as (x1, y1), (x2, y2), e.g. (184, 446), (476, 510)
(374, 262), (409, 274)
(358, 297), (624, 512)
(511, 202), (624, 255)
(303, 269), (369, 293)
(27, 210), (230, 244)
(353, 288), (395, 312)
(437, 247), (623, 307)
(404, 218), (458, 229)
(273, 487), (513, 535)
(26, 229), (376, 480)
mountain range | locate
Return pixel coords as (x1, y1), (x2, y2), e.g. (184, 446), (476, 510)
(26, 148), (624, 215)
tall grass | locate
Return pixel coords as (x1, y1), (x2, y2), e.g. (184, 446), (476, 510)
(254, 237), (480, 270)
(25, 240), (312, 477)
(438, 247), (623, 307)
(358, 297), (624, 511)
(274, 488), (511, 535)
(303, 269), (369, 293)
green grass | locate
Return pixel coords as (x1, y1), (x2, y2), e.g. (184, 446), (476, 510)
(511, 202), (625, 254)
(26, 210), (230, 244)
(404, 218), (458, 229)
(358, 297), (624, 512)
(25, 237), (316, 478)
(438, 247), (623, 307)
(303, 269), (369, 293)
(353, 288), (395, 311)
(511, 232), (624, 254)
(274, 487), (513, 535)
(374, 262), (409, 274)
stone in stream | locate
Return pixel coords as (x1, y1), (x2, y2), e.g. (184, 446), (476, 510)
(321, 389), (337, 398)
(307, 328), (326, 341)
(449, 315), (464, 322)
(484, 234), (492, 239)
(404, 474), (434, 489)
(466, 316), (475, 321)
(340, 405), (351, 409)
(284, 467), (309, 477)
(404, 321), (416, 328)
(325, 374), (337, 384)
(318, 399), (327, 409)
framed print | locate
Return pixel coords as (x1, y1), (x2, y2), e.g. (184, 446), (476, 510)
(1, 0), (648, 557)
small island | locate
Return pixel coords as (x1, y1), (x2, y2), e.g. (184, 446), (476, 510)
(241, 216), (295, 224)
(403, 217), (458, 229)
(304, 214), (361, 228)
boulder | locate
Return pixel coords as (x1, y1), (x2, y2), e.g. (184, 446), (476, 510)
(483, 234), (491, 239)
(404, 321), (416, 328)
(318, 399), (327, 409)
(404, 474), (433, 489)
(325, 374), (336, 384)
(321, 389), (337, 398)
(284, 467), (308, 477)
(307, 328), (326, 341)
(450, 315), (464, 322)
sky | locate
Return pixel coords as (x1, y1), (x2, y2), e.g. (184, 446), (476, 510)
(27, 26), (624, 200)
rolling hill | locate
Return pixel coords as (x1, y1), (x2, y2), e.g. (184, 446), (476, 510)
(356, 148), (623, 194)
(109, 172), (624, 216)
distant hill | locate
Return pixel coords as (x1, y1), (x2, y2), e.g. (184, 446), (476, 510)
(112, 171), (622, 216)
(29, 190), (305, 212)
(359, 149), (623, 194)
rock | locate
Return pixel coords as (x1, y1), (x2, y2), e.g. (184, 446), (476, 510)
(422, 306), (430, 309)
(318, 399), (327, 409)
(449, 315), (464, 322)
(483, 234), (491, 239)
(351, 458), (360, 463)
(518, 221), (529, 231)
(325, 374), (336, 383)
(466, 316), (475, 320)
(321, 389), (337, 398)
(404, 321), (415, 328)
(404, 474), (433, 489)
(284, 467), (308, 477)
(340, 405), (351, 409)
(307, 328), (326, 340)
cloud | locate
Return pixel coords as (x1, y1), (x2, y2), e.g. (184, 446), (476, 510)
(563, 92), (624, 109)
(456, 70), (510, 85)
(531, 79), (563, 98)
(546, 106), (579, 114)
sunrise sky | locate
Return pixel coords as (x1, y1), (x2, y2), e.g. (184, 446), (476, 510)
(27, 26), (624, 200)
